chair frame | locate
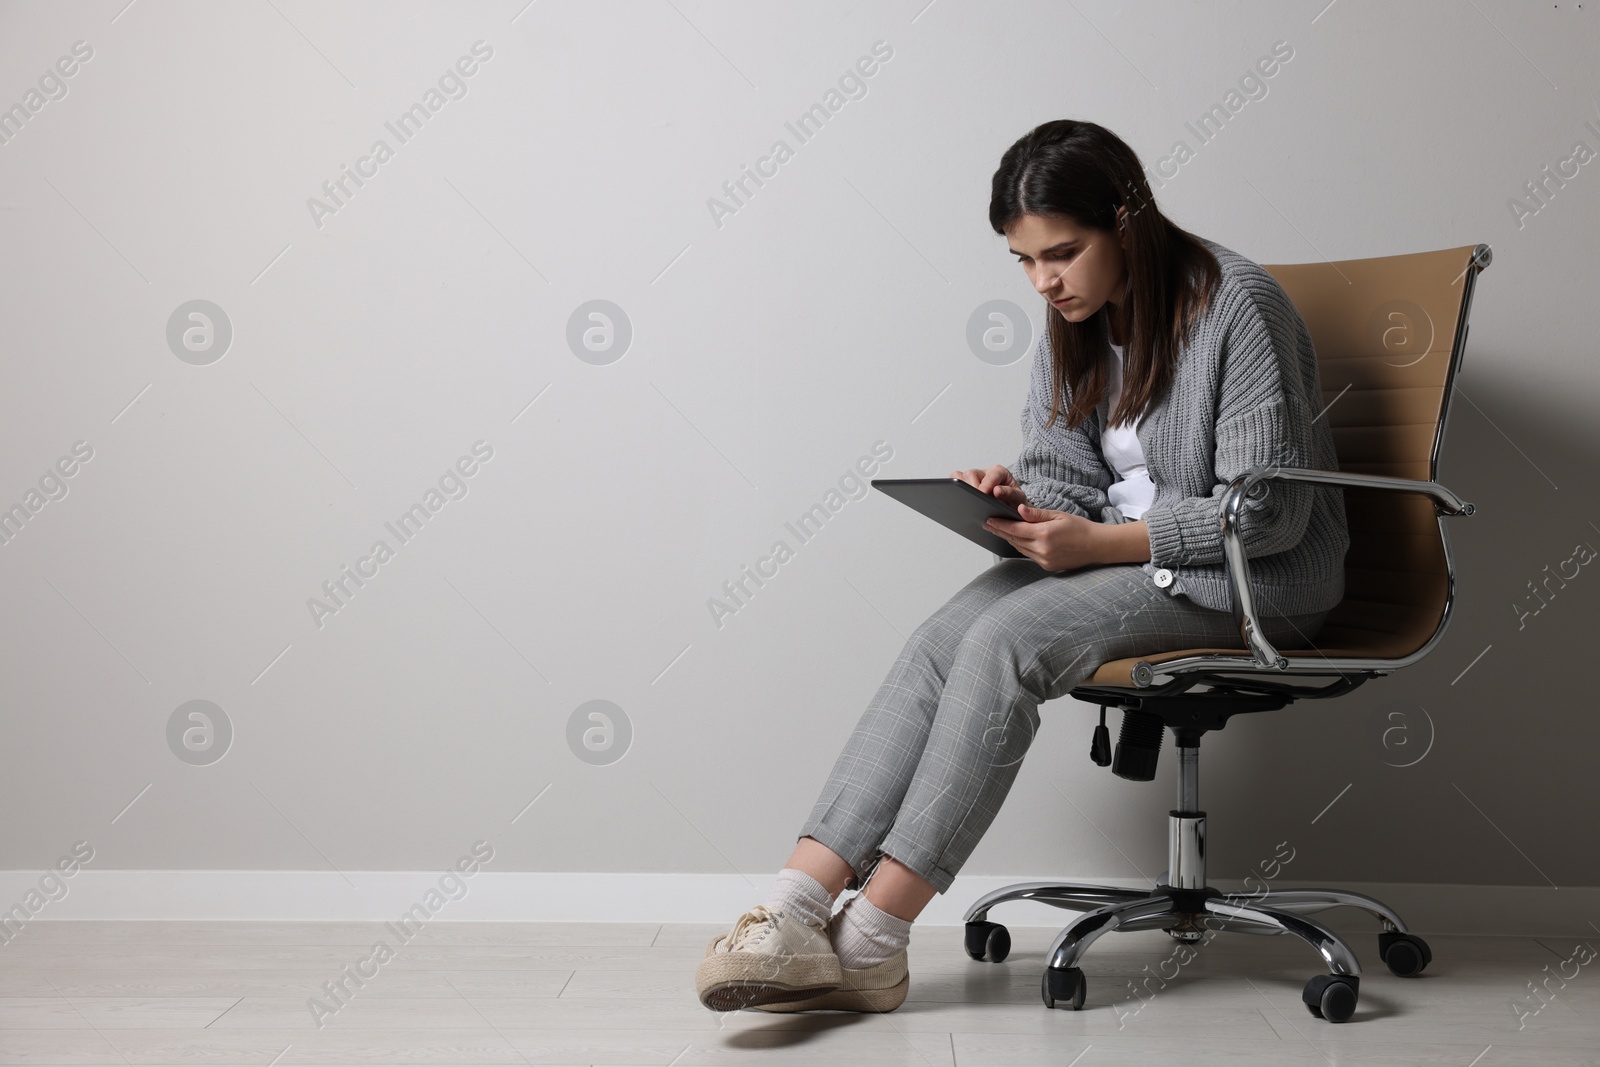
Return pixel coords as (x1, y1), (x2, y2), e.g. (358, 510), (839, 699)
(963, 243), (1492, 1022)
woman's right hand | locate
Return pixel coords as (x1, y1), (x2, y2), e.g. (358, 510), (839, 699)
(950, 464), (1029, 510)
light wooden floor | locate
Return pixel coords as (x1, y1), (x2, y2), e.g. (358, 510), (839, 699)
(2, 920), (1597, 1065)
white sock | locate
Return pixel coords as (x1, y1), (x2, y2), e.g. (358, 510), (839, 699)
(761, 868), (834, 931)
(832, 893), (912, 970)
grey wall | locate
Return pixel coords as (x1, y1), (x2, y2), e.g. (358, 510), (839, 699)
(2, 0), (1597, 896)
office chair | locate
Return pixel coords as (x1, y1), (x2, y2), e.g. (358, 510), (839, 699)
(963, 242), (1492, 1023)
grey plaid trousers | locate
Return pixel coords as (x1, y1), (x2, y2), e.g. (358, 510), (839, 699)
(797, 557), (1331, 895)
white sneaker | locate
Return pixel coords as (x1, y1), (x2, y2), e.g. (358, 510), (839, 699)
(694, 904), (843, 1011)
(755, 911), (910, 1013)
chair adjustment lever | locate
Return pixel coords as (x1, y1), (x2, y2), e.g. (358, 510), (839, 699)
(1090, 704), (1112, 767)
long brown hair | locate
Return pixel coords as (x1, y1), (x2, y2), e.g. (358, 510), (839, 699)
(989, 119), (1221, 432)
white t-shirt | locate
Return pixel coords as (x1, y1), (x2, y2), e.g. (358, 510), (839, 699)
(1100, 341), (1155, 520)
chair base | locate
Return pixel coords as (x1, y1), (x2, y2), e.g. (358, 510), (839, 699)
(962, 880), (1432, 1022)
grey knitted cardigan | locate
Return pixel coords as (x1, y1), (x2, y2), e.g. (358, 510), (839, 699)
(1012, 237), (1349, 617)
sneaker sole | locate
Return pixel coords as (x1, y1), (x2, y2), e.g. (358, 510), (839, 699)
(755, 971), (910, 1013)
(695, 938), (843, 1012)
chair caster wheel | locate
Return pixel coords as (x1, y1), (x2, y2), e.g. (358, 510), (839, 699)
(1042, 966), (1086, 1010)
(1379, 932), (1431, 977)
(1302, 974), (1359, 1022)
(964, 920), (1010, 963)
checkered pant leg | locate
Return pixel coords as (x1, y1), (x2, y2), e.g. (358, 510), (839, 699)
(798, 558), (1329, 895)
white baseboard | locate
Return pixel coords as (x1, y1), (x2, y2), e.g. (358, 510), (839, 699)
(2, 870), (1595, 936)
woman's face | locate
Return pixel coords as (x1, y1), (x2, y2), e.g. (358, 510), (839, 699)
(1005, 211), (1129, 324)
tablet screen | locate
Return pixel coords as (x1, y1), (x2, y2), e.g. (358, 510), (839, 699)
(871, 478), (1027, 558)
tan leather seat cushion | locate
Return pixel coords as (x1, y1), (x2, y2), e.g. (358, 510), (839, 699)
(1089, 628), (1422, 687)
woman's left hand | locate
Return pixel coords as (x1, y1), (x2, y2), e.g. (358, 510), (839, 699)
(984, 505), (1102, 572)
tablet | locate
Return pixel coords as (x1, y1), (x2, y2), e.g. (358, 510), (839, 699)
(871, 478), (1028, 558)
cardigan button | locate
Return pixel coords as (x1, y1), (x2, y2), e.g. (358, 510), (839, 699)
(1153, 568), (1174, 588)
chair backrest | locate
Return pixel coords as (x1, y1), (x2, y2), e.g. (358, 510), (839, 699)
(1262, 244), (1489, 659)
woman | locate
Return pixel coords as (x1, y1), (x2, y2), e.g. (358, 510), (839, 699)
(694, 118), (1349, 1014)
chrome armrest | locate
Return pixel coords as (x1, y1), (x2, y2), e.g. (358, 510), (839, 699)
(1218, 466), (1476, 669)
